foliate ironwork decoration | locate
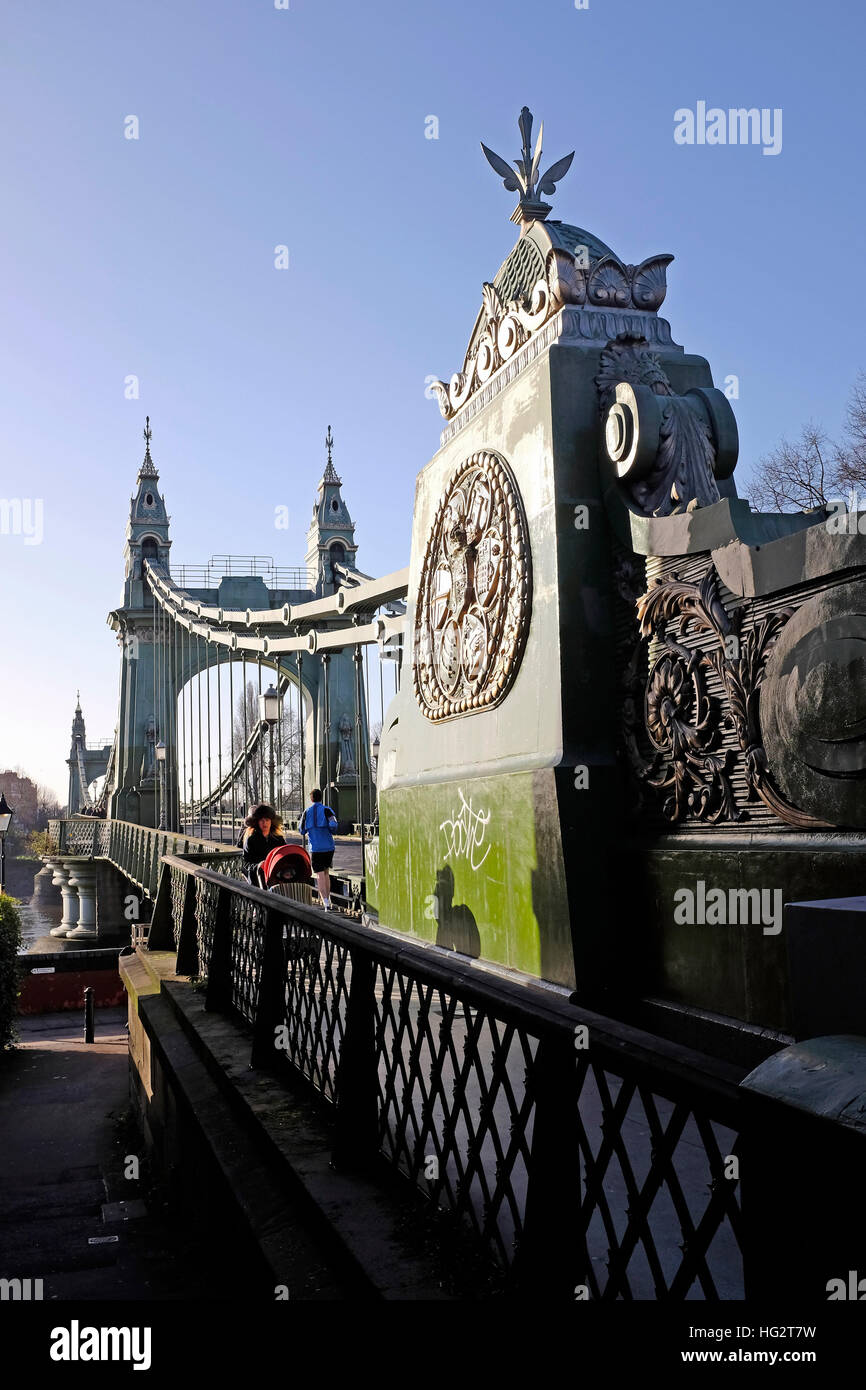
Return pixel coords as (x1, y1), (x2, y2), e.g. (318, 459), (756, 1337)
(596, 334), (738, 517)
(481, 106), (574, 228)
(431, 259), (675, 422)
(413, 451), (531, 722)
(624, 567), (825, 827)
(586, 254), (673, 312)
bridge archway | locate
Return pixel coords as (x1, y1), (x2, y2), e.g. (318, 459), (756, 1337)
(107, 558), (404, 838)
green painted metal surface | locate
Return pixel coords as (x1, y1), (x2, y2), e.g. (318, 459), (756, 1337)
(375, 770), (574, 987)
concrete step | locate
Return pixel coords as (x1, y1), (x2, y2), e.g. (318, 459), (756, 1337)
(138, 981), (451, 1299)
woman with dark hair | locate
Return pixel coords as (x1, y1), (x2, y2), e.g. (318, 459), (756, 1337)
(240, 803), (285, 883)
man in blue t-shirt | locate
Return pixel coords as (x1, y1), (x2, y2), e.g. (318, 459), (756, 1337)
(299, 788), (338, 910)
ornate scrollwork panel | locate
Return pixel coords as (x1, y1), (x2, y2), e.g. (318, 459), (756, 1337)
(623, 567), (825, 828)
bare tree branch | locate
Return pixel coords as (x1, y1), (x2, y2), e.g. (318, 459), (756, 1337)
(745, 377), (866, 512)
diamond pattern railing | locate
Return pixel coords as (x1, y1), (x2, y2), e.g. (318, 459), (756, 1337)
(169, 862), (190, 949)
(195, 876), (221, 972)
(230, 895), (269, 1023)
(143, 856), (760, 1300)
(373, 974), (537, 1270)
(277, 929), (349, 1100)
(573, 1066), (742, 1300)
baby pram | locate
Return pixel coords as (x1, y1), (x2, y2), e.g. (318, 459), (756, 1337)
(258, 844), (321, 966)
(258, 843), (315, 900)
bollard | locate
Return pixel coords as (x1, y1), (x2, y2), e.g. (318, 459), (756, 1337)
(84, 986), (94, 1044)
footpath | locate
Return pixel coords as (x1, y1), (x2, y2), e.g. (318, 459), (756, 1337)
(0, 1007), (347, 1300)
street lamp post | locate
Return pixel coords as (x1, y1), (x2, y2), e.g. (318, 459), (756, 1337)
(155, 740), (167, 831)
(0, 793), (14, 896)
(259, 684), (280, 809)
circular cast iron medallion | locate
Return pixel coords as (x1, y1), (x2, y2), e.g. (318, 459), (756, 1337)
(413, 450), (531, 721)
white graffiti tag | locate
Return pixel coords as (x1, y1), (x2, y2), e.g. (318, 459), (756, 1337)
(365, 837), (379, 891)
(439, 789), (492, 872)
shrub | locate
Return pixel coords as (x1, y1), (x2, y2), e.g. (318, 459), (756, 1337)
(0, 894), (23, 1051)
(25, 829), (54, 858)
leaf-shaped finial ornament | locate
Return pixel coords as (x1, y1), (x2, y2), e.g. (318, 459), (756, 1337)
(481, 107), (574, 226)
(480, 142), (523, 193)
(537, 152), (575, 197)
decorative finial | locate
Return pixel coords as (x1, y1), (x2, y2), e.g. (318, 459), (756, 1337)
(481, 106), (574, 231)
(323, 424), (340, 484)
(139, 415), (159, 478)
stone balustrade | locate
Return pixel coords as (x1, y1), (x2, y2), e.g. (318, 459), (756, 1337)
(43, 818), (241, 943)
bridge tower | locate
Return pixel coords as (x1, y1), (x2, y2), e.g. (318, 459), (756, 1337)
(107, 419), (171, 826)
(305, 425), (359, 596)
(305, 427), (367, 817)
(66, 694), (111, 813)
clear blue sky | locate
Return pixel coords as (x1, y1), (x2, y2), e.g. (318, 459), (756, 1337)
(1, 0), (863, 800)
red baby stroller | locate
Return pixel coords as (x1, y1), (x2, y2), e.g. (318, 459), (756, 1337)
(258, 843), (315, 900)
(258, 843), (320, 966)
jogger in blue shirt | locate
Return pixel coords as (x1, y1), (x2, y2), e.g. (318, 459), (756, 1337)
(299, 788), (338, 909)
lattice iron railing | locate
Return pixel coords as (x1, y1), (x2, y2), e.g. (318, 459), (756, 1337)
(46, 817), (241, 901)
(146, 855), (759, 1299)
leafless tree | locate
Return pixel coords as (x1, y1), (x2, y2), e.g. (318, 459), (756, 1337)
(231, 679), (302, 815)
(232, 680), (263, 806)
(746, 424), (836, 513)
(745, 374), (866, 513)
(835, 368), (866, 493)
(35, 784), (63, 829)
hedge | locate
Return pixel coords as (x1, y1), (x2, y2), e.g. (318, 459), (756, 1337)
(0, 893), (23, 1051)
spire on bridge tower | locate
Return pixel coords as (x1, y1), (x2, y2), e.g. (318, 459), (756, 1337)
(323, 424), (340, 484)
(306, 426), (358, 596)
(124, 419), (171, 593)
(71, 693), (85, 744)
(139, 415), (159, 479)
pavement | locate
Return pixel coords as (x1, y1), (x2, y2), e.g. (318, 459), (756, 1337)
(0, 1007), (354, 1301)
(0, 1009), (219, 1299)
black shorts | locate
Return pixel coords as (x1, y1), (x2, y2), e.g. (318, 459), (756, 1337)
(310, 850), (334, 873)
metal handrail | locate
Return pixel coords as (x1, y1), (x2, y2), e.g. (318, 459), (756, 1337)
(170, 555), (311, 590)
(148, 852), (759, 1298)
